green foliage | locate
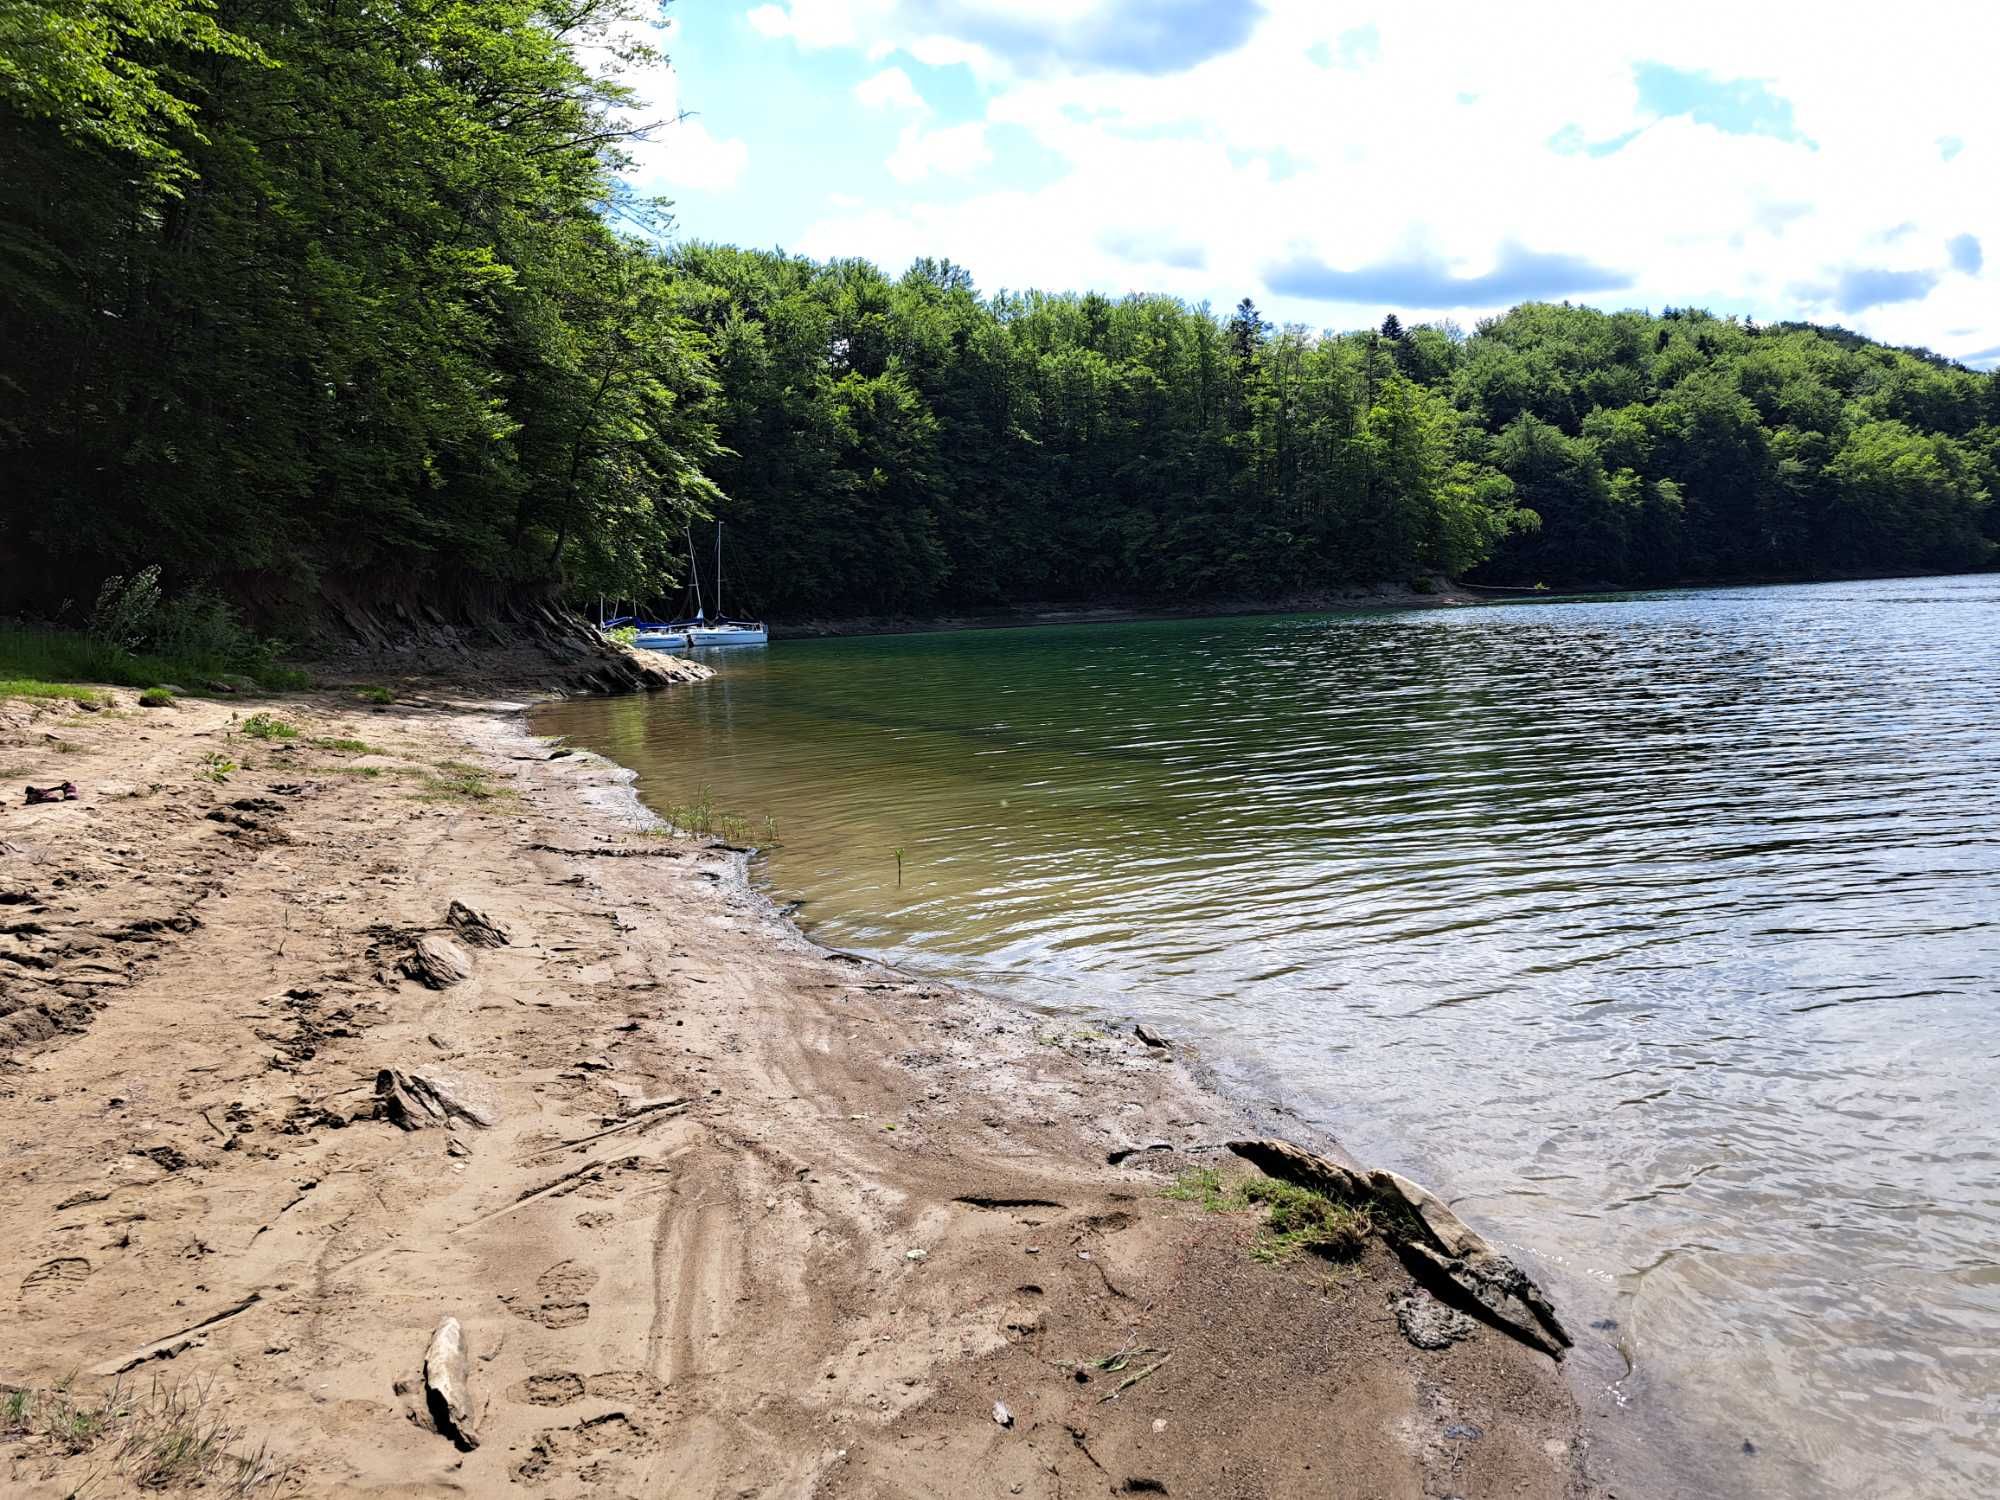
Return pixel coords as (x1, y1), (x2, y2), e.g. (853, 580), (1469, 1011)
(606, 624), (640, 647)
(239, 712), (296, 741)
(0, 674), (106, 705)
(665, 254), (1992, 613)
(197, 751), (235, 781)
(2, 0), (1991, 618)
(308, 736), (379, 754)
(2, 0), (717, 604)
(138, 686), (175, 707)
(0, 626), (297, 696)
(355, 686), (396, 705)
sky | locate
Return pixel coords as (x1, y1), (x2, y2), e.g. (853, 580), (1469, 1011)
(618, 0), (2000, 368)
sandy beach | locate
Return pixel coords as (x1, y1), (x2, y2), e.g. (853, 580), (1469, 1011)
(0, 662), (1598, 1498)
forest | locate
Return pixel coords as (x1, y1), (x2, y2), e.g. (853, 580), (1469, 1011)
(3, 1), (1995, 628)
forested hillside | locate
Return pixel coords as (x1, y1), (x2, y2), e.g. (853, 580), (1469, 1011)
(669, 247), (1999, 616)
(1, 0), (719, 609)
(2, 4), (1994, 628)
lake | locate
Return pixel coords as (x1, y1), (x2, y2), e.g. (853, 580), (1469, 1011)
(535, 574), (2000, 1498)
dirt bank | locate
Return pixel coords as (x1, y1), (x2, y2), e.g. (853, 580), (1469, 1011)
(0, 672), (1601, 1498)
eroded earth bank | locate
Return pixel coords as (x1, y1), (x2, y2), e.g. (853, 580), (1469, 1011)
(0, 670), (1601, 1498)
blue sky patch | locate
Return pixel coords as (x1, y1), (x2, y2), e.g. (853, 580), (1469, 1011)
(1633, 62), (1813, 147)
(1266, 243), (1631, 308)
(1947, 234), (1983, 275)
(1829, 266), (1941, 312)
(907, 0), (1264, 76)
(1549, 123), (1643, 158)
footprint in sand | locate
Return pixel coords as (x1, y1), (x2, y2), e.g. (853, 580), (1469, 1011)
(20, 1257), (91, 1298)
(520, 1261), (598, 1327)
(510, 1372), (585, 1406)
(536, 1260), (598, 1300)
(586, 1371), (664, 1400)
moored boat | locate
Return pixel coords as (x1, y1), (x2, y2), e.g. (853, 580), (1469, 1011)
(672, 522), (767, 647)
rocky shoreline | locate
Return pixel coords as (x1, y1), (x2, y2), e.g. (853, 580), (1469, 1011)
(0, 661), (1601, 1498)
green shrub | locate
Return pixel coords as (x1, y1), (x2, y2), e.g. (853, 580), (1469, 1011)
(139, 686), (176, 707)
(240, 712), (298, 741)
(356, 686), (396, 705)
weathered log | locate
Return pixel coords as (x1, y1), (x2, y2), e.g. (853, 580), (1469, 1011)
(423, 1316), (478, 1450)
(375, 1069), (499, 1131)
(1229, 1137), (1571, 1357)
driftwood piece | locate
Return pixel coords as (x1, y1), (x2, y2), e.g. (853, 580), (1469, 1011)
(375, 1069), (499, 1131)
(445, 900), (509, 948)
(423, 1316), (479, 1450)
(1229, 1138), (1571, 1357)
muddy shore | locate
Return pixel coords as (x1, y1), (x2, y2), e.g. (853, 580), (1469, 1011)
(0, 666), (1601, 1498)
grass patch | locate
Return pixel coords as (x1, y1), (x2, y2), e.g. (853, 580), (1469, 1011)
(416, 766), (503, 802)
(0, 676), (109, 706)
(2, 1375), (292, 1494)
(631, 782), (778, 848)
(308, 736), (382, 754)
(198, 752), (237, 783)
(355, 685), (396, 705)
(1165, 1167), (1377, 1263)
(139, 686), (177, 707)
(0, 625), (306, 698)
(239, 712), (298, 741)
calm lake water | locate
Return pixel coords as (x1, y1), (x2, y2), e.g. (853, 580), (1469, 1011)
(536, 574), (2000, 1498)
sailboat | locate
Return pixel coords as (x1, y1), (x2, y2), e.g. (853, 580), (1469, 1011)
(673, 521), (768, 647)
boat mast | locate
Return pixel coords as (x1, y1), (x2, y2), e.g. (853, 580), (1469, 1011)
(715, 520), (724, 619)
(686, 526), (704, 620)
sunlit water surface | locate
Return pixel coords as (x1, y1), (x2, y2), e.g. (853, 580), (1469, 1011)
(536, 575), (2000, 1498)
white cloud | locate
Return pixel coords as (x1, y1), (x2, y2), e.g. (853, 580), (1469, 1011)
(606, 60), (750, 194)
(730, 0), (2000, 355)
(855, 65), (929, 112)
(626, 117), (750, 192)
(886, 121), (992, 183)
(747, 0), (882, 49)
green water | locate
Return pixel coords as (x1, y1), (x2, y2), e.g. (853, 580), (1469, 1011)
(536, 574), (2000, 1499)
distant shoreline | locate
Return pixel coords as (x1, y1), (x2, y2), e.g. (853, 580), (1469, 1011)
(767, 566), (1994, 640)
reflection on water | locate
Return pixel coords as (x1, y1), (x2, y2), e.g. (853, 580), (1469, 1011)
(536, 574), (2000, 1498)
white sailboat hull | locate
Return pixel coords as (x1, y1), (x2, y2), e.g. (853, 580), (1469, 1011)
(684, 624), (768, 647)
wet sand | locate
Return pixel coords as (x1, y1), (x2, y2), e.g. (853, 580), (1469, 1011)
(0, 668), (1598, 1498)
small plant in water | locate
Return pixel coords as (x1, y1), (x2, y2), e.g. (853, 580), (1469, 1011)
(355, 685), (395, 705)
(198, 752), (236, 783)
(892, 844), (906, 885)
(664, 782), (717, 836)
(138, 686), (176, 708)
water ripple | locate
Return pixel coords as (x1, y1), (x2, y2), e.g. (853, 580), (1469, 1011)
(538, 574), (2000, 1500)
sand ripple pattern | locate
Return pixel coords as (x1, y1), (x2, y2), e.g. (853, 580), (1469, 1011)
(539, 574), (2000, 1500)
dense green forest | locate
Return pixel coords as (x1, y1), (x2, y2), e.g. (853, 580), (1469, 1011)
(668, 248), (1999, 615)
(1, 0), (719, 607)
(3, 2), (1995, 629)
